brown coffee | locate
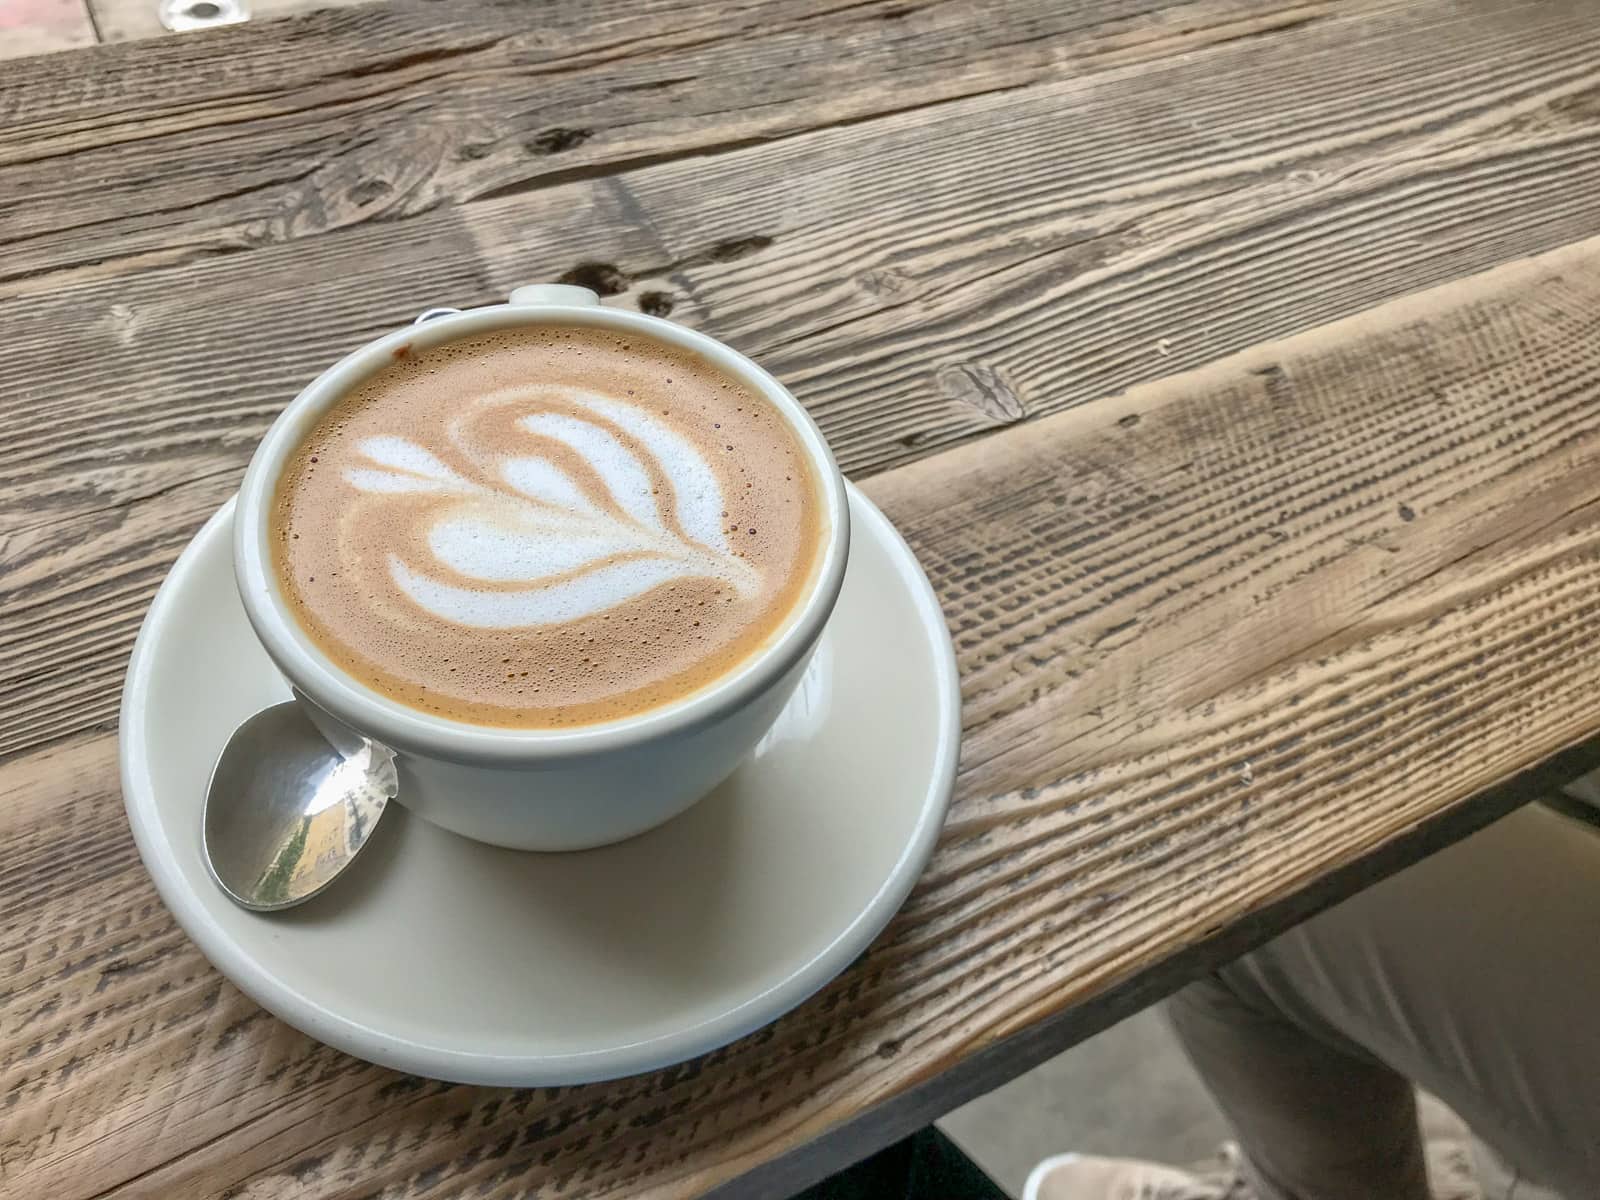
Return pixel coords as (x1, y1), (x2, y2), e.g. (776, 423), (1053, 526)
(270, 324), (824, 727)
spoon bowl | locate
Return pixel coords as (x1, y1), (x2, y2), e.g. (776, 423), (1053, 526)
(203, 700), (397, 911)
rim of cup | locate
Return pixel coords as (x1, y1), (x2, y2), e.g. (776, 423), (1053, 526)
(233, 291), (851, 766)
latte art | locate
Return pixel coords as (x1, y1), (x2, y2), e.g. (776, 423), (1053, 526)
(271, 325), (823, 728)
(345, 393), (760, 628)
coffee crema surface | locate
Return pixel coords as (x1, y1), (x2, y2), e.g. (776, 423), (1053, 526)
(270, 324), (824, 727)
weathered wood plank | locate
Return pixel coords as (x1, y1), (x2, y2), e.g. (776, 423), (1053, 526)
(0, 0), (1321, 293)
(7, 0), (1600, 762)
(6, 235), (1600, 1199)
(475, 0), (1600, 474)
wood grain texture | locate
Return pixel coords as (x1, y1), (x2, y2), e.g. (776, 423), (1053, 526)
(0, 0), (1320, 294)
(9, 0), (1600, 764)
(8, 1), (1600, 1195)
(7, 232), (1600, 1198)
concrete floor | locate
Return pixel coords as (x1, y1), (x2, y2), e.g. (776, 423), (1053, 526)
(937, 1009), (1230, 1196)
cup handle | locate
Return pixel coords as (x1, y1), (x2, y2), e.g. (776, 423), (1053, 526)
(413, 307), (461, 325)
(412, 286), (599, 325)
(508, 284), (602, 307)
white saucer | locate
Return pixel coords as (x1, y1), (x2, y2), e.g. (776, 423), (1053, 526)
(120, 484), (959, 1085)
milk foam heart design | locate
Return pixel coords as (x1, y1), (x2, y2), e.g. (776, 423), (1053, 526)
(343, 392), (760, 629)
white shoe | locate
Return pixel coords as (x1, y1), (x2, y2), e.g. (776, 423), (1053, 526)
(1418, 1093), (1483, 1200)
(1023, 1121), (1485, 1200)
(1022, 1144), (1250, 1200)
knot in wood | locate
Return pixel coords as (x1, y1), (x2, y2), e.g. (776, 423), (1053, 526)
(937, 362), (1026, 425)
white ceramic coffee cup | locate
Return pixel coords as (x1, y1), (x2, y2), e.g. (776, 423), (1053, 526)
(234, 285), (850, 851)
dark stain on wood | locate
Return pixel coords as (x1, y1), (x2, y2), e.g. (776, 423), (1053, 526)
(708, 235), (774, 262)
(638, 290), (676, 317)
(348, 179), (393, 207)
(377, 1074), (428, 1100)
(525, 128), (593, 157)
(556, 261), (631, 296)
(290, 1153), (331, 1183)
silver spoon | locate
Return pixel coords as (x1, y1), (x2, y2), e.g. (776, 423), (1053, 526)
(203, 698), (398, 911)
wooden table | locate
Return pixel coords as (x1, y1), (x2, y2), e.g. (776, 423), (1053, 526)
(6, 0), (1600, 1195)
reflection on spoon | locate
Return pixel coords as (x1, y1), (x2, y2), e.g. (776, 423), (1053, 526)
(202, 700), (397, 912)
